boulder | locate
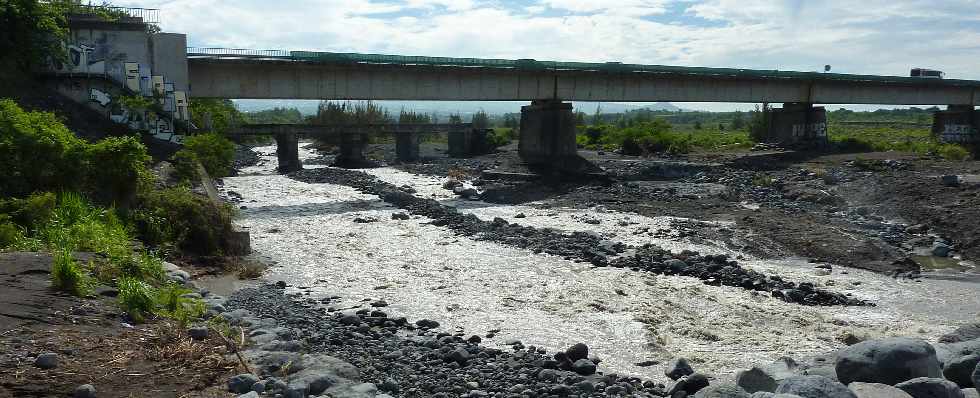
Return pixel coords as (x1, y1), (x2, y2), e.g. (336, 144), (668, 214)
(944, 355), (980, 388)
(73, 384), (97, 398)
(572, 359), (597, 375)
(228, 374), (259, 394)
(737, 358), (800, 393)
(34, 352), (59, 369)
(738, 367), (779, 393)
(894, 377), (965, 398)
(566, 343), (590, 362)
(776, 375), (857, 398)
(974, 360), (980, 391)
(848, 382), (913, 398)
(693, 384), (750, 398)
(188, 326), (209, 340)
(836, 337), (942, 385)
(667, 357), (696, 380)
(751, 393), (804, 398)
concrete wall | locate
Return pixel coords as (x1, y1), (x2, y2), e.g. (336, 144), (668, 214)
(763, 103), (828, 145)
(188, 59), (980, 105)
(933, 106), (980, 143)
(151, 33), (189, 92)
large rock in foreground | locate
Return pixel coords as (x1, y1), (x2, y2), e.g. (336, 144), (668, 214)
(894, 377), (964, 398)
(835, 337), (942, 385)
(776, 375), (856, 398)
(848, 382), (913, 398)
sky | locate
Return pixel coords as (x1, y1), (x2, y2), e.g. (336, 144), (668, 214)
(116, 0), (980, 112)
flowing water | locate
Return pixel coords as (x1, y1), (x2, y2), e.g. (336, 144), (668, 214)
(220, 144), (980, 383)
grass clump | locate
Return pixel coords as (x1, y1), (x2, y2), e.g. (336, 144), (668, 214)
(118, 277), (155, 322)
(155, 283), (206, 327)
(938, 144), (971, 161)
(51, 250), (90, 296)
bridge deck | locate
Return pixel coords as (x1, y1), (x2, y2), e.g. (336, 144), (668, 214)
(227, 123), (474, 136)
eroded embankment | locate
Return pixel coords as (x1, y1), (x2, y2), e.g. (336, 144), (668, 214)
(288, 167), (865, 307)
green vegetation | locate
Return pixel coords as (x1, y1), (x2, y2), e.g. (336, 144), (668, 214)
(52, 249), (90, 296)
(487, 128), (515, 148)
(244, 107), (304, 124)
(0, 98), (239, 324)
(0, 0), (68, 72)
(133, 187), (236, 256)
(0, 99), (150, 202)
(173, 132), (236, 178)
(188, 99), (245, 135)
(827, 125), (973, 160)
(117, 276), (154, 322)
(576, 119), (752, 155)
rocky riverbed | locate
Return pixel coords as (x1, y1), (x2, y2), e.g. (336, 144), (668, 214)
(217, 143), (980, 387)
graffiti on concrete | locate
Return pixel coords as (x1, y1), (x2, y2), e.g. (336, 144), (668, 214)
(89, 88), (111, 107)
(791, 122), (827, 139)
(942, 124), (977, 143)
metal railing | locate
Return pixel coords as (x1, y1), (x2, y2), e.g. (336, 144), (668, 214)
(187, 47), (292, 59)
(70, 4), (161, 24)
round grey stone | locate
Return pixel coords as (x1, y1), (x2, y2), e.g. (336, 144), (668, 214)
(836, 337), (942, 385)
(894, 377), (965, 398)
(848, 382), (913, 398)
(776, 375), (857, 398)
(944, 355), (980, 388)
(228, 373), (259, 394)
(73, 384), (97, 398)
(694, 384), (751, 398)
(34, 353), (59, 369)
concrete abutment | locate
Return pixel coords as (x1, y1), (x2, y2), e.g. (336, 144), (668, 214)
(395, 132), (420, 162)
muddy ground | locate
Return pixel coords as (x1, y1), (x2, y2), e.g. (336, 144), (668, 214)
(354, 142), (980, 279)
(0, 252), (239, 398)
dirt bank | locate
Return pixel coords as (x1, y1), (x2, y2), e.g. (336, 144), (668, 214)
(0, 252), (238, 398)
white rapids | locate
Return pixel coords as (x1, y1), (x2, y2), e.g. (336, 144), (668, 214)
(220, 144), (980, 384)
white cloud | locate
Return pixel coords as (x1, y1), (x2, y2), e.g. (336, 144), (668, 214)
(114, 0), (980, 109)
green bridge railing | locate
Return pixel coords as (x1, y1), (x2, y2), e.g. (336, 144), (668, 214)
(186, 47), (980, 88)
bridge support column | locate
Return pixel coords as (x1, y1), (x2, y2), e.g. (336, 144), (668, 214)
(764, 103), (828, 146)
(448, 130), (472, 158)
(336, 133), (368, 167)
(519, 100), (577, 163)
(933, 105), (979, 144)
(274, 132), (301, 173)
(396, 132), (420, 162)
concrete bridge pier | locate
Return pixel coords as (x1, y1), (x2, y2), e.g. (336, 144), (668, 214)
(518, 100), (577, 164)
(933, 105), (979, 143)
(764, 103), (828, 146)
(448, 129), (491, 158)
(274, 132), (302, 173)
(396, 132), (420, 162)
(448, 129), (472, 158)
(336, 133), (369, 166)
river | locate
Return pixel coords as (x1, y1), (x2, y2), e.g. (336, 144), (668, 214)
(218, 143), (980, 383)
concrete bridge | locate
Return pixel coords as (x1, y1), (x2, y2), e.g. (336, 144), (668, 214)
(228, 123), (488, 172)
(187, 49), (980, 163)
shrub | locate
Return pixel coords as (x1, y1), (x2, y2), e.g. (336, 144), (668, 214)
(0, 191), (56, 230)
(118, 276), (154, 322)
(0, 99), (87, 196)
(0, 100), (150, 203)
(176, 133), (235, 178)
(51, 250), (89, 296)
(0, 216), (24, 249)
(134, 187), (235, 255)
(85, 135), (151, 205)
(938, 144), (971, 161)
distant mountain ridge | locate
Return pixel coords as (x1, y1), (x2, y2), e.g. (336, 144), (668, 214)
(234, 99), (682, 117)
